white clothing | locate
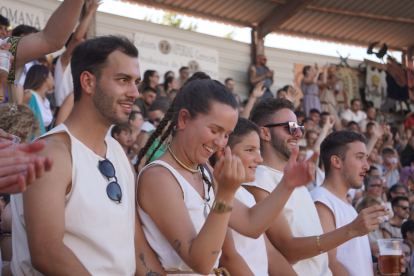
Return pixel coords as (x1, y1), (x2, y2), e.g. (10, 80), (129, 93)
(233, 187), (268, 276)
(244, 165), (332, 276)
(32, 92), (53, 127)
(11, 124), (136, 276)
(305, 150), (325, 191)
(376, 164), (400, 188)
(137, 160), (219, 276)
(365, 66), (387, 109)
(341, 109), (367, 124)
(54, 55), (74, 106)
(1, 37), (23, 84)
(19, 61), (41, 86)
(310, 187), (374, 276)
(138, 121), (156, 136)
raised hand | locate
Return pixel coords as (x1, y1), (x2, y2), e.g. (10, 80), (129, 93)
(373, 122), (386, 139)
(282, 146), (319, 189)
(88, 0), (102, 13)
(285, 87), (298, 103)
(349, 205), (389, 237)
(324, 115), (335, 130)
(251, 81), (266, 99)
(213, 146), (244, 194)
(0, 140), (53, 194)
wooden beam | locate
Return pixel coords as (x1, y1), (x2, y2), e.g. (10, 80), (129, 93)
(273, 29), (405, 51)
(121, 0), (253, 28)
(306, 6), (414, 24)
(258, 0), (314, 39)
(265, 0), (287, 4)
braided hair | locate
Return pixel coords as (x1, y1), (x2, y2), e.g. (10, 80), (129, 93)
(135, 72), (238, 196)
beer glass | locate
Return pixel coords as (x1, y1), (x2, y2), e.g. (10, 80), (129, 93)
(378, 239), (402, 275)
(0, 50), (12, 103)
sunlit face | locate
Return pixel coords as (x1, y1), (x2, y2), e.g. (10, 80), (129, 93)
(306, 132), (317, 148)
(277, 90), (287, 99)
(114, 130), (132, 148)
(297, 150), (307, 162)
(92, 50), (140, 126)
(309, 113), (320, 124)
(340, 142), (370, 189)
(367, 107), (376, 120)
(230, 131), (263, 182)
(130, 113), (144, 129)
(225, 80), (234, 92)
(393, 199), (410, 220)
(351, 100), (361, 112)
(267, 109), (300, 161)
(304, 120), (315, 132)
(148, 110), (165, 127)
(179, 101), (238, 166)
(366, 178), (382, 198)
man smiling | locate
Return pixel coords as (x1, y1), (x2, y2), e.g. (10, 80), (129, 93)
(11, 36), (165, 276)
(245, 98), (388, 276)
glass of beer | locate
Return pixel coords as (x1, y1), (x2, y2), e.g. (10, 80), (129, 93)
(0, 50), (12, 103)
(378, 239), (402, 275)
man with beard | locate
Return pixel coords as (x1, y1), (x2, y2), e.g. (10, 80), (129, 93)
(359, 106), (378, 133)
(245, 98), (388, 276)
(248, 54), (274, 100)
(133, 86), (157, 120)
(10, 36), (165, 276)
(310, 131), (391, 276)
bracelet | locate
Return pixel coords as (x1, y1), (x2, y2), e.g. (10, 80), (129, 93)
(316, 235), (324, 254)
(212, 200), (233, 213)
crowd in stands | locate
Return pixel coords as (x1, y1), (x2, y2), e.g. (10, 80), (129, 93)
(0, 1), (414, 275)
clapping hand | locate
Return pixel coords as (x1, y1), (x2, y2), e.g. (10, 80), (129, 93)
(251, 81), (266, 99)
(0, 140), (53, 194)
(281, 146), (319, 190)
(88, 0), (103, 13)
(0, 128), (14, 144)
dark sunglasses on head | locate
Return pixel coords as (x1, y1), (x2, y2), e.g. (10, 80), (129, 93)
(396, 205), (410, 211)
(98, 159), (122, 204)
(148, 118), (162, 125)
(264, 122), (305, 138)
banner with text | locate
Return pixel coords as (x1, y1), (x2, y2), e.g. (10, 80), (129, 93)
(0, 1), (44, 30)
(134, 32), (219, 81)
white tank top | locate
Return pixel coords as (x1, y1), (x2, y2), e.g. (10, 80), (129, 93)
(11, 124), (136, 276)
(54, 56), (74, 107)
(243, 165), (333, 276)
(137, 160), (220, 276)
(310, 187), (374, 276)
(232, 187), (268, 276)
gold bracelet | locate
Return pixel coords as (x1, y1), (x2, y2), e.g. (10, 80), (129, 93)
(316, 235), (324, 254)
(212, 200), (233, 213)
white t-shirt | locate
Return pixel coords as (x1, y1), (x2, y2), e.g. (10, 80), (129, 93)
(54, 55), (74, 106)
(376, 164), (400, 188)
(310, 187), (374, 276)
(244, 165), (332, 276)
(341, 109), (367, 124)
(233, 187), (268, 276)
(138, 121), (156, 136)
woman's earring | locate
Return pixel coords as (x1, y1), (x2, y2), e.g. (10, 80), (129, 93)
(173, 124), (178, 131)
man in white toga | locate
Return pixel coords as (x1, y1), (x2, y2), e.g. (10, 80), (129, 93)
(244, 98), (388, 276)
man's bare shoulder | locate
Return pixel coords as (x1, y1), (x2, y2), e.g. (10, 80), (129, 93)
(37, 132), (72, 161)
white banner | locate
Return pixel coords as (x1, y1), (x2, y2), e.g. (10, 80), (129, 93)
(134, 32), (219, 81)
(0, 1), (44, 30)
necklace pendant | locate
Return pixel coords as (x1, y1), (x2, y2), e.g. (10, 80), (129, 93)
(204, 201), (210, 219)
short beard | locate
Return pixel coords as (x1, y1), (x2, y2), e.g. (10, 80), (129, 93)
(270, 131), (291, 161)
(92, 80), (128, 126)
(341, 162), (363, 189)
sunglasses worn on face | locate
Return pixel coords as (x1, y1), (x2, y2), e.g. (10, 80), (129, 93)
(98, 159), (122, 204)
(264, 122), (305, 138)
(148, 118), (162, 125)
(369, 184), (382, 188)
(396, 205), (410, 211)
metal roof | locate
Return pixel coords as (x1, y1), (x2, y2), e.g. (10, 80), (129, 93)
(123, 0), (414, 51)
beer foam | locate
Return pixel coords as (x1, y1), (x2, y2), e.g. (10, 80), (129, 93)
(380, 249), (401, 256)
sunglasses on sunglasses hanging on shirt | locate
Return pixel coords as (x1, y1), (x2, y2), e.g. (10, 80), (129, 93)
(98, 159), (122, 204)
(263, 122), (305, 138)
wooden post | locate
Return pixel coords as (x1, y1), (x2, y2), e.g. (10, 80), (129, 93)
(250, 26), (265, 65)
(80, 2), (97, 38)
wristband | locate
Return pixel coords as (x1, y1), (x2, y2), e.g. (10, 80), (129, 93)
(212, 200), (233, 213)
